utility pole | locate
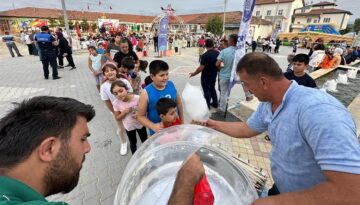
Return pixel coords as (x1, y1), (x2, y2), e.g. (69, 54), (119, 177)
(61, 0), (70, 35)
(223, 0), (227, 35)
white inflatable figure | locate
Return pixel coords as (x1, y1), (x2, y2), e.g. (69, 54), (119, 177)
(337, 73), (348, 84)
(181, 83), (210, 121)
(347, 68), (358, 79)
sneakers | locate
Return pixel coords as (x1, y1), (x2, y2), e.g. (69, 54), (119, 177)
(65, 64), (71, 67)
(70, 66), (76, 70)
(120, 142), (128, 155)
(53, 76), (61, 80)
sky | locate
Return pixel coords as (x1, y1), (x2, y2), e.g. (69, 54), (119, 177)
(1, 0), (359, 22)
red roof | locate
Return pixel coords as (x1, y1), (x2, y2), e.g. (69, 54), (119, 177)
(177, 11), (272, 25)
(0, 7), (155, 23)
(0, 7), (273, 26)
(293, 8), (353, 16)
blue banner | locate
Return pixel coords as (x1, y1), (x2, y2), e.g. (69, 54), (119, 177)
(229, 0), (256, 91)
(159, 16), (168, 51)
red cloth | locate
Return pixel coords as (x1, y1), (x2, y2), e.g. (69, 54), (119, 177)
(163, 117), (181, 128)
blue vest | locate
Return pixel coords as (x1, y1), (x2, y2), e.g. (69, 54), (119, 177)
(35, 33), (55, 50)
(145, 80), (177, 135)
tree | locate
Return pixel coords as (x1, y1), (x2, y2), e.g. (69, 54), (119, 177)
(48, 18), (58, 28)
(58, 15), (65, 27)
(68, 21), (74, 30)
(339, 25), (351, 35)
(80, 19), (89, 31)
(206, 16), (223, 36)
(353, 18), (360, 34)
(91, 23), (98, 32)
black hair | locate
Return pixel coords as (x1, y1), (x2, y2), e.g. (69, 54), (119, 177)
(41, 26), (49, 31)
(120, 38), (133, 51)
(205, 39), (214, 48)
(314, 44), (325, 51)
(293, 54), (309, 65)
(149, 60), (169, 75)
(110, 80), (128, 93)
(144, 75), (153, 86)
(0, 96), (95, 169)
(121, 56), (135, 70)
(139, 60), (148, 73)
(237, 52), (283, 80)
(229, 34), (238, 44)
(156, 98), (177, 115)
(88, 46), (96, 51)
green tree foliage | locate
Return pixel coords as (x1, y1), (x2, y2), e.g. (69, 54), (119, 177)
(48, 18), (58, 28)
(80, 19), (89, 31)
(339, 25), (351, 35)
(58, 15), (65, 27)
(353, 18), (360, 34)
(91, 23), (98, 32)
(68, 21), (74, 30)
(206, 16), (223, 36)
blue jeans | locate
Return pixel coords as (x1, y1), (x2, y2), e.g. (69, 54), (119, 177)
(6, 42), (21, 57)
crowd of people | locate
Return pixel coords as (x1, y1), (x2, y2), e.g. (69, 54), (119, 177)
(1, 26), (360, 205)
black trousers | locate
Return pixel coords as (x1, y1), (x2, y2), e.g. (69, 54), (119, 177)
(154, 43), (158, 52)
(41, 50), (58, 78)
(27, 44), (33, 55)
(201, 77), (218, 109)
(125, 127), (148, 154)
(65, 54), (75, 67)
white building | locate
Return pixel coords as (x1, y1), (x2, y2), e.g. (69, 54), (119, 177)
(254, 0), (305, 33)
(291, 1), (352, 32)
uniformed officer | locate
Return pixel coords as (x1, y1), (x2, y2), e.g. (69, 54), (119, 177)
(34, 26), (61, 80)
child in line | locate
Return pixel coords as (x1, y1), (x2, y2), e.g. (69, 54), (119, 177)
(96, 42), (107, 62)
(100, 63), (133, 155)
(284, 54), (317, 88)
(119, 56), (142, 95)
(87, 46), (104, 92)
(111, 80), (148, 154)
(286, 54), (295, 73)
(137, 60), (184, 135)
(156, 98), (181, 128)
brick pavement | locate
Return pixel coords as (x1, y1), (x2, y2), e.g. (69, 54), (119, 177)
(0, 42), (305, 204)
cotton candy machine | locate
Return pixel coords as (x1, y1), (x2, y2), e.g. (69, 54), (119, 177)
(113, 125), (259, 205)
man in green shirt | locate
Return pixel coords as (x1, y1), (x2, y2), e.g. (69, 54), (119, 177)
(0, 96), (95, 204)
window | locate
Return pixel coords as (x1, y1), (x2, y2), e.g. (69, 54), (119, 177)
(297, 22), (300, 24)
(314, 20), (318, 23)
(323, 18), (331, 23)
(301, 8), (305, 13)
(320, 6), (324, 9)
(267, 10), (271, 16)
(278, 9), (283, 15)
(307, 18), (312, 23)
(256, 11), (260, 16)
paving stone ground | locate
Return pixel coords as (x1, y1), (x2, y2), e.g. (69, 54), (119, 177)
(0, 42), (306, 204)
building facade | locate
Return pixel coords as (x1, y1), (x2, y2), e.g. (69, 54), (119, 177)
(291, 1), (352, 33)
(254, 0), (305, 33)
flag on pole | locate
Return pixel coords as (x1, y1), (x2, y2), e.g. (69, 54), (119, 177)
(228, 0), (256, 93)
(87, 3), (90, 10)
(109, 5), (112, 10)
(99, 1), (102, 6)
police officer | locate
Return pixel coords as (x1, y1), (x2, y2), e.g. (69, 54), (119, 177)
(34, 26), (61, 80)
